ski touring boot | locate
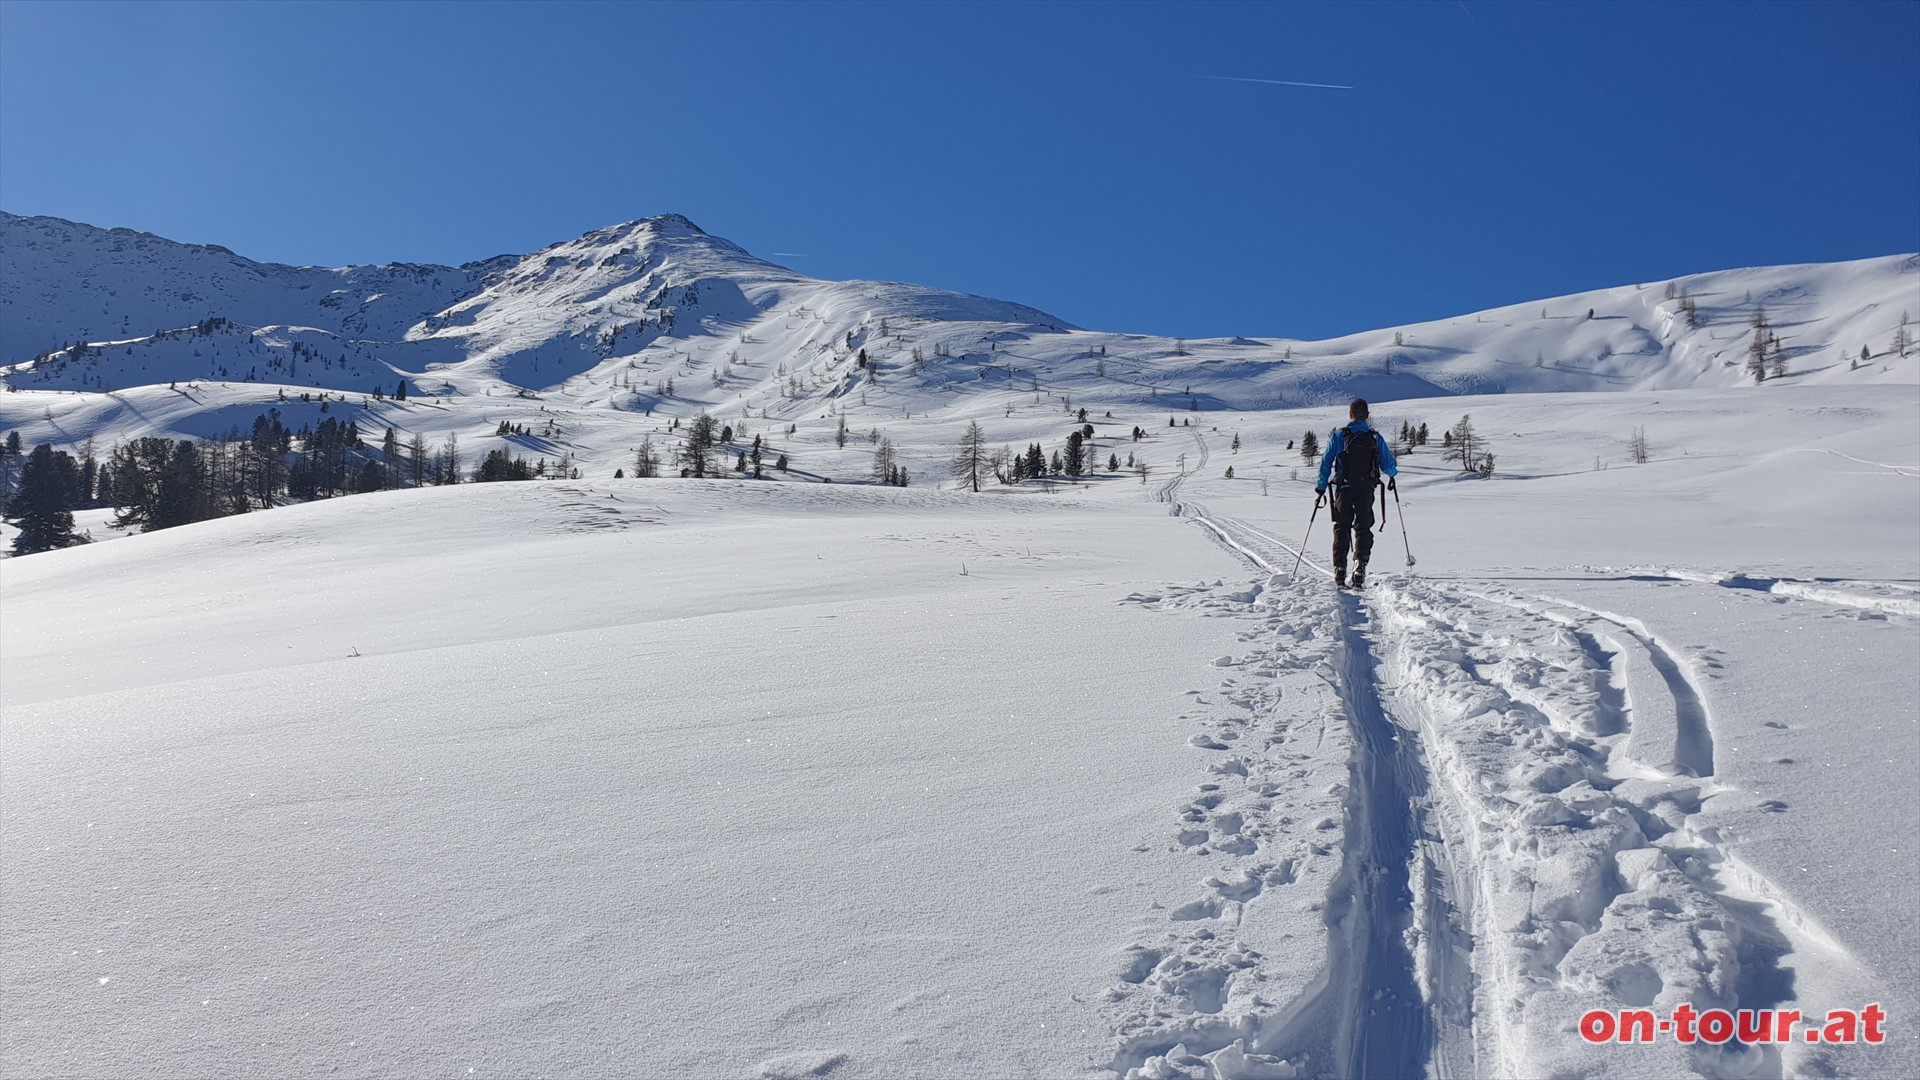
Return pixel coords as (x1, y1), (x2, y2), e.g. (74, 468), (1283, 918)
(1335, 567), (1349, 589)
(1351, 565), (1367, 589)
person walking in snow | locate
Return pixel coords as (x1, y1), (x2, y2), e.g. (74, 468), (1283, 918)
(1314, 397), (1398, 588)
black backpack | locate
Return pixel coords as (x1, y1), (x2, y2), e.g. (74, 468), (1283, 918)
(1335, 423), (1380, 492)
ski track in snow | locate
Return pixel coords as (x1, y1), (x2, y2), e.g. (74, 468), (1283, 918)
(1634, 567), (1920, 618)
(1104, 439), (1890, 1078)
(1772, 447), (1920, 479)
(1099, 441), (1439, 1079)
(1372, 576), (1889, 1077)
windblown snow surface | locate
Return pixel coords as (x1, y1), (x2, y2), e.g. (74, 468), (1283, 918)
(2, 214), (1917, 1079)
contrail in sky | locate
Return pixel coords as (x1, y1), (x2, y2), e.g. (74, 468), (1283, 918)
(1188, 74), (1355, 91)
(772, 252), (809, 258)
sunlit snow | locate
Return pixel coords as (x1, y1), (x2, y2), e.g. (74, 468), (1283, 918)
(3, 213), (1916, 1079)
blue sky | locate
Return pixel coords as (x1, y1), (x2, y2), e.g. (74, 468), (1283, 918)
(2, 0), (1915, 340)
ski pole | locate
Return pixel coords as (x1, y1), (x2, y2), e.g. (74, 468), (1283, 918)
(1390, 478), (1416, 567)
(1291, 492), (1324, 579)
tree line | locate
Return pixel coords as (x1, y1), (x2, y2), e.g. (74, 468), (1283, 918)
(0, 410), (557, 556)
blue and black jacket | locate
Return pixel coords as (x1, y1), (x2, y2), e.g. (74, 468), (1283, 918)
(1315, 420), (1398, 494)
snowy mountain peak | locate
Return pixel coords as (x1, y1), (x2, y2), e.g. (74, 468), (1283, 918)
(577, 213), (711, 247)
(626, 212), (705, 236)
(557, 214), (794, 276)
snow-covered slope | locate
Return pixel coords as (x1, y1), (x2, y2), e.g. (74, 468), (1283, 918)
(1, 211), (1072, 401)
(3, 212), (1914, 492)
(3, 213), (1917, 1080)
(5, 384), (1917, 1079)
(0, 211), (516, 354)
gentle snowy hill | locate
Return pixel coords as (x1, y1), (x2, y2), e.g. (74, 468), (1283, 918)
(5, 386), (1917, 1078)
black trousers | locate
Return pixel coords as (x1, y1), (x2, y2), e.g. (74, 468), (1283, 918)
(1331, 485), (1376, 570)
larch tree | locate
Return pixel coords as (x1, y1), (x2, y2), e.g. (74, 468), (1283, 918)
(1445, 415), (1481, 473)
(1747, 308), (1772, 383)
(951, 421), (988, 493)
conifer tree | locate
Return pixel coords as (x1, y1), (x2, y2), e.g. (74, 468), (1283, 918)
(153, 441), (213, 529)
(951, 421), (988, 492)
(408, 432), (429, 488)
(683, 413), (718, 477)
(1747, 308), (1772, 382)
(381, 427), (400, 489)
(8, 444), (80, 555)
(0, 430), (22, 508)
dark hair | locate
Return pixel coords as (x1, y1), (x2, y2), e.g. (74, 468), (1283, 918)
(1349, 397), (1369, 419)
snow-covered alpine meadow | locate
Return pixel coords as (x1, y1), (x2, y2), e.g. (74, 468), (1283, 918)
(2, 214), (1917, 1079)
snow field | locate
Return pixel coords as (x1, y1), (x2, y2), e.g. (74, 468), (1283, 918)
(4, 379), (1916, 1077)
(4, 210), (1918, 1078)
(5, 479), (1327, 1079)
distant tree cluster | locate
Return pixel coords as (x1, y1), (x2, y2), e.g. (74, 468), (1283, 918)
(1886, 311), (1913, 363)
(631, 411), (788, 481)
(0, 409), (498, 556)
(986, 422), (1108, 487)
(1007, 442), (1049, 483)
(9, 318), (420, 395)
(872, 437), (907, 486)
(1747, 308), (1788, 382)
(473, 449), (539, 482)
(1665, 281), (1700, 329)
